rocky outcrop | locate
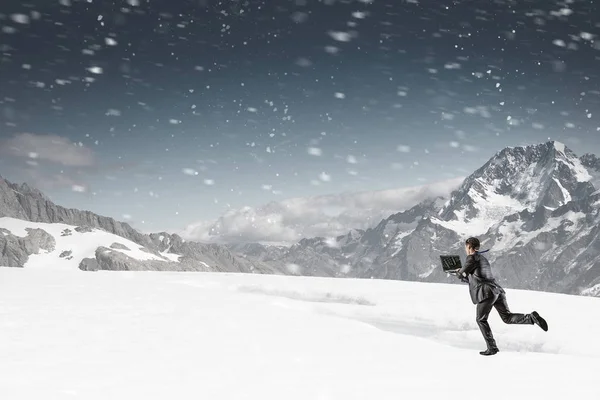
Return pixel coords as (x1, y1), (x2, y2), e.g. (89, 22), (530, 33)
(0, 176), (153, 248)
(0, 234), (29, 268)
(90, 247), (209, 272)
(59, 250), (73, 259)
(0, 228), (55, 268)
(79, 258), (100, 272)
(109, 242), (130, 251)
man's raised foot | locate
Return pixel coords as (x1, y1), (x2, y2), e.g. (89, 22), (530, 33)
(531, 311), (548, 331)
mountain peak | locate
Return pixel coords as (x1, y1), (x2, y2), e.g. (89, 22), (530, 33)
(434, 141), (595, 236)
(551, 140), (566, 153)
(500, 140), (573, 160)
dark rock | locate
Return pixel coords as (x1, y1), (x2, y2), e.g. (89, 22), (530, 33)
(59, 250), (73, 258)
(79, 258), (100, 272)
(109, 242), (130, 251)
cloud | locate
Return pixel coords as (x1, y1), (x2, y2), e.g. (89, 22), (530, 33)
(0, 133), (95, 167)
(26, 169), (91, 193)
(180, 177), (465, 245)
(0, 133), (97, 193)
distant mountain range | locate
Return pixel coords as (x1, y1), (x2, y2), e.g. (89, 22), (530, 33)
(0, 178), (282, 275)
(2, 141), (599, 297)
(230, 141), (600, 297)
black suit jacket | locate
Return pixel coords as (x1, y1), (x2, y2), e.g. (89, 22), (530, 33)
(458, 253), (505, 304)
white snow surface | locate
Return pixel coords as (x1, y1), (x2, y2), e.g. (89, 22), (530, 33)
(553, 140), (566, 154)
(432, 180), (525, 236)
(552, 177), (572, 203)
(0, 217), (181, 268)
(159, 249), (181, 262)
(390, 228), (415, 256)
(493, 211), (588, 254)
(1, 268), (598, 399)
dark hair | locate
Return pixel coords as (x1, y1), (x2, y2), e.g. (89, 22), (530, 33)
(465, 237), (480, 250)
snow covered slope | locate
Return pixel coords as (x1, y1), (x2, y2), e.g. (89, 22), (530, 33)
(0, 217), (179, 269)
(0, 268), (598, 399)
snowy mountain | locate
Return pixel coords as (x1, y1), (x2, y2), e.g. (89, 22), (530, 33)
(3, 140), (600, 297)
(242, 141), (600, 296)
(0, 217), (180, 270)
(0, 176), (281, 274)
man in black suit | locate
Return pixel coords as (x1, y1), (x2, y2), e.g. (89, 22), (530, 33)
(457, 237), (549, 356)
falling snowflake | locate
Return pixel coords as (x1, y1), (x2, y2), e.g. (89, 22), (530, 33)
(341, 264), (352, 274)
(328, 31), (352, 42)
(295, 57), (313, 67)
(556, 8), (573, 16)
(444, 62), (461, 70)
(319, 172), (331, 182)
(286, 264), (302, 274)
(11, 14), (30, 24)
(87, 66), (103, 74)
(182, 168), (199, 176)
(106, 109), (121, 116)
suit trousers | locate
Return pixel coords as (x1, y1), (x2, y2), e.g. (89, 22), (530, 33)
(476, 291), (534, 350)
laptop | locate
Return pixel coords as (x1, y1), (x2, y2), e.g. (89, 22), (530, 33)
(440, 255), (462, 273)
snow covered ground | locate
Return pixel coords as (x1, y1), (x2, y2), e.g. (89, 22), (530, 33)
(1, 268), (599, 400)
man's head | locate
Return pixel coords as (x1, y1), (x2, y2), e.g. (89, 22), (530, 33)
(465, 237), (480, 254)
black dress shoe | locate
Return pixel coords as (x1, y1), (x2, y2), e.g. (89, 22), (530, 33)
(479, 348), (499, 356)
(531, 311), (548, 331)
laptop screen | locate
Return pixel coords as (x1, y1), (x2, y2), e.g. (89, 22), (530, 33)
(440, 255), (462, 271)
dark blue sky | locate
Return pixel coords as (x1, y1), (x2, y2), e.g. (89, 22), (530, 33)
(0, 0), (599, 233)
